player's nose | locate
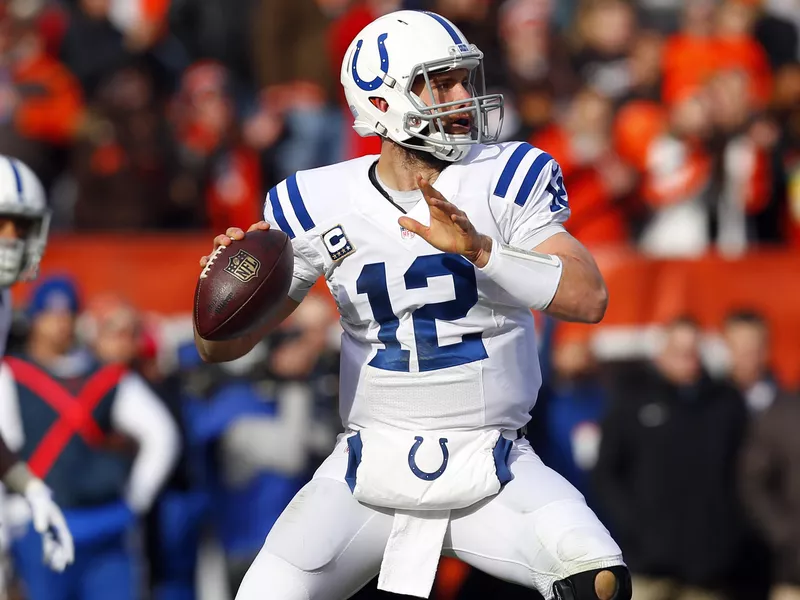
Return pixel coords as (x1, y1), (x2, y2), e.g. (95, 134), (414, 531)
(448, 83), (473, 112)
(452, 81), (472, 101)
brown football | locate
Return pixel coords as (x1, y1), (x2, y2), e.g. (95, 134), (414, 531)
(193, 229), (293, 341)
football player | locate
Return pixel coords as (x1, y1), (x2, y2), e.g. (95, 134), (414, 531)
(0, 156), (74, 573)
(196, 11), (629, 600)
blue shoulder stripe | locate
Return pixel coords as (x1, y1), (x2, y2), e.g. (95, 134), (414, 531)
(493, 144), (533, 199)
(286, 174), (315, 232)
(514, 151), (554, 207)
(7, 158), (23, 202)
(422, 11), (464, 45)
(267, 187), (295, 239)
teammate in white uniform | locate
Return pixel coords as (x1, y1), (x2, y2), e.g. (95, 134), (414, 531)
(0, 156), (74, 572)
(195, 10), (629, 600)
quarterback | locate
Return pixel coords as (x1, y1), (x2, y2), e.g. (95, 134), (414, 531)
(196, 10), (629, 600)
(0, 156), (74, 572)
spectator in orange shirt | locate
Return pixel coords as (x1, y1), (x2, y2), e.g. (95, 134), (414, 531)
(714, 0), (773, 108)
(638, 86), (715, 256)
(705, 68), (777, 250)
(172, 61), (262, 232)
(661, 0), (721, 106)
(639, 69), (777, 257)
(0, 9), (84, 185)
(531, 87), (634, 248)
(663, 0), (773, 108)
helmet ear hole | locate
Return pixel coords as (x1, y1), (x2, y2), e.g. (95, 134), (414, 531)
(369, 97), (390, 113)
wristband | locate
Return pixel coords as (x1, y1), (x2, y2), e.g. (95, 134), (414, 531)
(478, 240), (563, 311)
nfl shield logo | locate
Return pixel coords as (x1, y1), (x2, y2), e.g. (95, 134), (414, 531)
(400, 226), (415, 240)
(224, 249), (261, 283)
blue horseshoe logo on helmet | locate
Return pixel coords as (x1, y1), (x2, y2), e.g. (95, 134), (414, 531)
(408, 436), (449, 481)
(351, 33), (389, 91)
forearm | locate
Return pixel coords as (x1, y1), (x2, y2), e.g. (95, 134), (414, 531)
(469, 232), (608, 323)
(194, 326), (267, 364)
(195, 296), (300, 363)
(543, 249), (608, 324)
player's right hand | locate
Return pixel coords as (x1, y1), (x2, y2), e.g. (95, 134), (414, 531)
(199, 221), (271, 269)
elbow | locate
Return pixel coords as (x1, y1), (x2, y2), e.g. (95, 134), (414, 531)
(198, 346), (221, 364)
(195, 338), (240, 364)
(585, 282), (609, 324)
(194, 327), (229, 364)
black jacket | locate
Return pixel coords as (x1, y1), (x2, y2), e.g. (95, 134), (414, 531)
(593, 366), (748, 586)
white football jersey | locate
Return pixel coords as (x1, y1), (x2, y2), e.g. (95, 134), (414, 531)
(262, 142), (570, 432)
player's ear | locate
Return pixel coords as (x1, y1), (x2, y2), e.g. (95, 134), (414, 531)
(369, 97), (389, 113)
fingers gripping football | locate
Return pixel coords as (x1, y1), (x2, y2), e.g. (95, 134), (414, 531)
(199, 222), (271, 269)
(194, 222), (293, 342)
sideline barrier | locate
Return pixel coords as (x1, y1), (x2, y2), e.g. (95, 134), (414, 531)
(12, 235), (800, 386)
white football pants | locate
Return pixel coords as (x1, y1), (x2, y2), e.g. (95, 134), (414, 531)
(235, 435), (624, 600)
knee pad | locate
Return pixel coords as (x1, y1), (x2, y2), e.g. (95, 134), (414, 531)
(552, 565), (632, 600)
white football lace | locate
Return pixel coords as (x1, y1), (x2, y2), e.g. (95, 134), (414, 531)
(199, 244), (227, 280)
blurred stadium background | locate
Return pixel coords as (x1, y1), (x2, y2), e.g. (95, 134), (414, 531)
(0, 0), (799, 599)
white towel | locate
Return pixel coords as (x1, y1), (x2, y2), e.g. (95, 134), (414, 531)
(345, 427), (514, 598)
(377, 509), (450, 598)
(347, 428), (511, 510)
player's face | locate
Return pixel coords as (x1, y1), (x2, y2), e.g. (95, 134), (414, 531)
(0, 217), (32, 241)
(411, 68), (474, 136)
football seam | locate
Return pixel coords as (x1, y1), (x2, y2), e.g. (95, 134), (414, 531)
(194, 245), (228, 336)
(199, 244), (226, 280)
(204, 234), (290, 339)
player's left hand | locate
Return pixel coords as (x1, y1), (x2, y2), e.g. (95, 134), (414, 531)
(24, 479), (75, 572)
(399, 175), (491, 267)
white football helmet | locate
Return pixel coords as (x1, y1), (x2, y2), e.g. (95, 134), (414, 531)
(0, 156), (50, 288)
(341, 10), (504, 162)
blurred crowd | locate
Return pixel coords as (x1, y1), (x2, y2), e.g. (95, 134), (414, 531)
(0, 0), (797, 255)
(0, 275), (343, 600)
(3, 276), (800, 600)
(2, 0), (800, 600)
(527, 311), (800, 600)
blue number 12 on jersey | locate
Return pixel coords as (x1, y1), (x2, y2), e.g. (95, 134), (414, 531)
(356, 253), (488, 373)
